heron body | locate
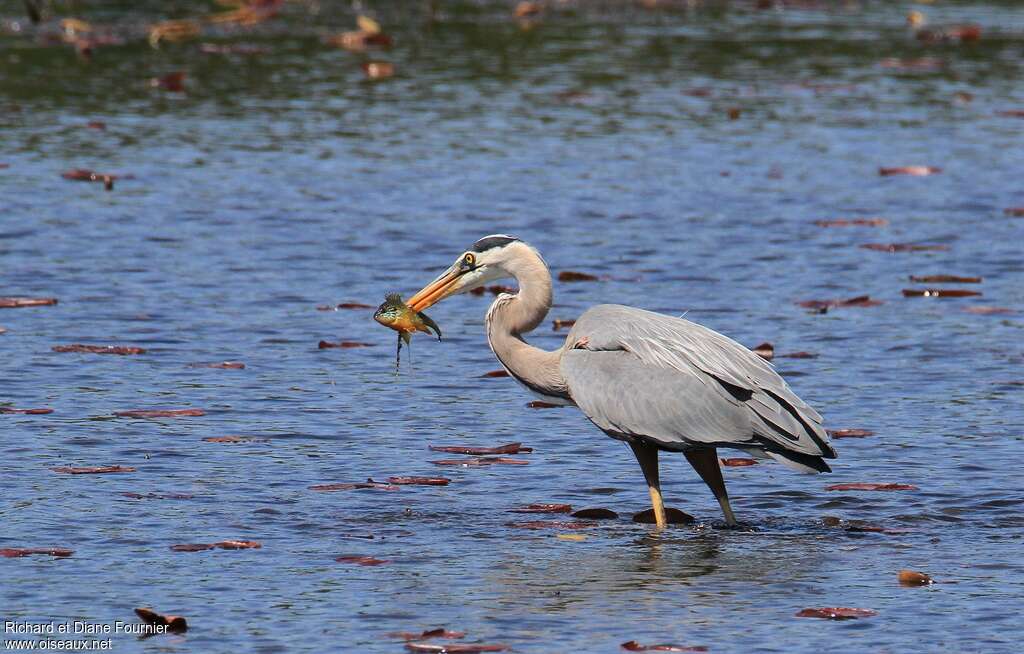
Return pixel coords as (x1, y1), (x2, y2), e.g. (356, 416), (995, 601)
(406, 235), (836, 527)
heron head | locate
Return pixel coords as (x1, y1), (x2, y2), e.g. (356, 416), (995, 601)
(406, 234), (522, 311)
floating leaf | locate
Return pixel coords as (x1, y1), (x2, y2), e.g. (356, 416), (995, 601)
(908, 275), (981, 284)
(1004, 207), (1024, 216)
(405, 643), (508, 653)
(826, 429), (874, 439)
(319, 340), (374, 349)
(134, 608), (188, 634)
(813, 218), (888, 227)
(558, 271), (599, 282)
(621, 641), (708, 652)
(362, 61), (395, 80)
(898, 569), (934, 586)
(571, 508), (619, 520)
(171, 540), (260, 552)
(796, 607), (878, 620)
(902, 288), (981, 298)
(53, 344), (145, 355)
(0, 297), (57, 308)
(430, 457), (529, 466)
(527, 401), (562, 408)
(336, 555), (389, 566)
(632, 508), (695, 524)
(115, 409), (204, 418)
(826, 483), (918, 491)
(862, 243), (949, 253)
(122, 492), (192, 500)
(388, 628), (466, 642)
(552, 319), (576, 330)
(509, 503), (572, 514)
(429, 442), (532, 455)
(797, 295), (882, 310)
(720, 458), (758, 467)
(150, 72), (186, 92)
(53, 466), (134, 474)
(1, 408), (53, 415)
(310, 480), (399, 492)
(879, 166), (941, 177)
(1, 547), (73, 558)
(480, 370), (510, 378)
(388, 476), (450, 486)
(750, 342), (774, 361)
(188, 361), (245, 369)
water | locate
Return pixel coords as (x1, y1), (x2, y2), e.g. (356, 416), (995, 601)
(2, 1), (1023, 651)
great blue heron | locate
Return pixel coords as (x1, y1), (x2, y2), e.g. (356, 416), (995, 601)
(406, 235), (836, 527)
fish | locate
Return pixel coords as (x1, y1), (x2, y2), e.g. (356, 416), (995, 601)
(374, 293), (442, 344)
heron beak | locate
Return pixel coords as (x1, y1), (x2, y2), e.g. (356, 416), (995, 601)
(407, 265), (464, 312)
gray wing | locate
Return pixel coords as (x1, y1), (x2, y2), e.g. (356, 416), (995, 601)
(560, 305), (835, 471)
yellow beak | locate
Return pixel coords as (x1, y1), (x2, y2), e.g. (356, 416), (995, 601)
(406, 266), (463, 312)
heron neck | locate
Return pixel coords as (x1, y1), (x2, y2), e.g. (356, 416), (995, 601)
(485, 250), (569, 401)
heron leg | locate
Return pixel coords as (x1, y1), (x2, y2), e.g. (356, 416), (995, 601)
(629, 441), (667, 528)
(684, 448), (737, 526)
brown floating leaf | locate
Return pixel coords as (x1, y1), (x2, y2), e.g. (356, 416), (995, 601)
(0, 297), (58, 308)
(751, 342), (774, 361)
(1, 547), (73, 558)
(405, 643), (508, 653)
(480, 370), (510, 378)
(826, 483), (918, 491)
(861, 243), (949, 253)
(336, 555), (389, 566)
(902, 288), (982, 298)
(362, 61), (394, 80)
(61, 169), (124, 184)
(558, 271), (599, 282)
(389, 629), (467, 642)
(53, 344), (146, 355)
(53, 465), (135, 474)
(318, 340), (374, 349)
(778, 351), (818, 359)
(797, 295), (882, 310)
(527, 401), (562, 409)
(813, 218), (888, 227)
(621, 641), (708, 652)
(796, 607), (878, 620)
(572, 508), (619, 520)
(170, 543), (214, 552)
(309, 480), (399, 491)
(506, 520), (596, 530)
(429, 442), (532, 455)
(115, 409), (205, 418)
(388, 476), (450, 486)
(909, 275), (981, 284)
(1004, 207), (1024, 216)
(898, 569), (934, 586)
(632, 508), (695, 524)
(0, 408), (53, 414)
(826, 428), (874, 439)
(552, 319), (576, 331)
(917, 24), (981, 43)
(203, 435), (268, 443)
(215, 540), (261, 550)
(150, 71), (186, 92)
(430, 457), (529, 466)
(879, 166), (941, 177)
(720, 458), (758, 467)
(964, 306), (1014, 315)
(188, 361), (245, 369)
(134, 608), (188, 634)
(509, 503), (573, 514)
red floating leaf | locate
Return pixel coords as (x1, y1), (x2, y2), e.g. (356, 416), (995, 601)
(826, 428), (874, 439)
(621, 641), (708, 652)
(1004, 207), (1024, 216)
(188, 361), (245, 369)
(214, 540), (261, 550)
(150, 71), (186, 92)
(632, 508), (695, 524)
(53, 465), (135, 474)
(405, 644), (508, 653)
(428, 442), (532, 455)
(0, 297), (58, 308)
(552, 319), (576, 330)
(797, 295), (882, 310)
(480, 370), (510, 378)
(170, 543), (214, 552)
(319, 340), (374, 349)
(1, 547), (73, 558)
(826, 483), (918, 491)
(796, 607), (878, 620)
(558, 271), (599, 282)
(750, 342), (774, 361)
(134, 608), (188, 634)
(813, 218), (888, 227)
(527, 401), (562, 409)
(430, 457), (529, 466)
(908, 275), (981, 284)
(916, 24), (981, 43)
(336, 555), (389, 566)
(61, 169), (123, 184)
(115, 409), (204, 418)
(572, 508), (618, 520)
(387, 476), (450, 486)
(52, 344), (146, 355)
(509, 503), (573, 514)
(898, 569), (934, 586)
(902, 288), (981, 298)
(878, 166), (941, 177)
(862, 243), (949, 253)
(506, 520), (596, 530)
(1, 408), (54, 414)
(720, 458), (758, 467)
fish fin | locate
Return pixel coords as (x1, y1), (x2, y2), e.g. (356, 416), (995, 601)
(401, 332), (411, 345)
(385, 292), (403, 304)
(418, 312), (442, 341)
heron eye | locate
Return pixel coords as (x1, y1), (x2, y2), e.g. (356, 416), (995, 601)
(463, 253), (476, 267)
